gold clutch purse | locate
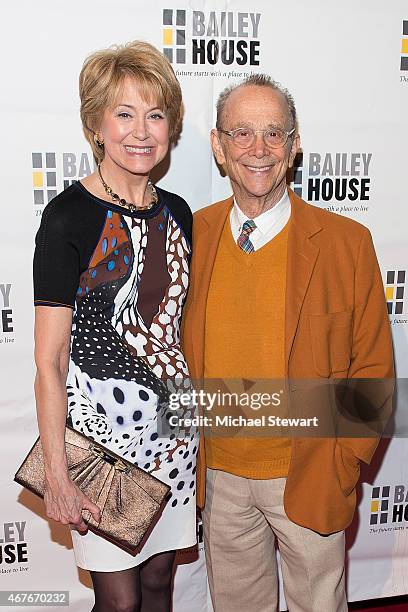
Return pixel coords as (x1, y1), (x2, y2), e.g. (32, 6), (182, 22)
(14, 426), (170, 553)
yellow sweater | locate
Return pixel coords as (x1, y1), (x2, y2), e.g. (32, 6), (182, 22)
(204, 217), (291, 479)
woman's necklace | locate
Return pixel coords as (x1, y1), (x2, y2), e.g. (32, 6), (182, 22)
(97, 163), (158, 212)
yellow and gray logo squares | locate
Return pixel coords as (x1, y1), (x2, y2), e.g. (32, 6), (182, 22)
(401, 21), (408, 71)
(163, 8), (186, 64)
(32, 152), (57, 205)
(292, 152), (303, 198)
(370, 486), (390, 525)
(386, 270), (405, 315)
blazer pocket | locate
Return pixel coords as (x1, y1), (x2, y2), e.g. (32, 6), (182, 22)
(335, 441), (360, 497)
(309, 310), (353, 377)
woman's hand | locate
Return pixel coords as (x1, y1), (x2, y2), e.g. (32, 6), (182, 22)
(34, 307), (102, 533)
(44, 471), (101, 533)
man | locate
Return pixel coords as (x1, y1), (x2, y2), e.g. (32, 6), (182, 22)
(181, 74), (393, 611)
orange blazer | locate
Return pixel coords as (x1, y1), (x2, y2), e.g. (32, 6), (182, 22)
(181, 188), (394, 534)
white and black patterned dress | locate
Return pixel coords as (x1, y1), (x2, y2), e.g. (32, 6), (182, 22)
(33, 181), (197, 570)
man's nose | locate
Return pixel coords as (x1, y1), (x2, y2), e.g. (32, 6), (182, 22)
(252, 132), (267, 158)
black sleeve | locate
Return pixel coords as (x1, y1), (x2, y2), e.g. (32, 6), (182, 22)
(33, 184), (108, 308)
(157, 188), (193, 248)
(34, 200), (81, 308)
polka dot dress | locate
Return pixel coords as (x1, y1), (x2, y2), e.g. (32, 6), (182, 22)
(65, 197), (198, 570)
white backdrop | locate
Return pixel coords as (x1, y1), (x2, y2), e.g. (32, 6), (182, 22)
(1, 0), (408, 610)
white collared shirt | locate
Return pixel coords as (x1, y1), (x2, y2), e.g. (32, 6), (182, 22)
(230, 189), (291, 251)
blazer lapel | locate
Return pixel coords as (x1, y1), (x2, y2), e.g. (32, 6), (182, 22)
(190, 197), (233, 378)
(285, 190), (322, 372)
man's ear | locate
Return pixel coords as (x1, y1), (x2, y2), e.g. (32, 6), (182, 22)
(211, 129), (226, 166)
(288, 134), (301, 168)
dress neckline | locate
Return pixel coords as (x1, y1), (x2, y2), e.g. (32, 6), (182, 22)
(74, 180), (165, 219)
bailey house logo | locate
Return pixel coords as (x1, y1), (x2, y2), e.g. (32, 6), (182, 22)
(162, 9), (261, 68)
(32, 152), (96, 213)
(0, 521), (28, 568)
(0, 283), (14, 344)
(386, 270), (405, 315)
(32, 152), (57, 206)
(370, 486), (390, 525)
(292, 153), (303, 198)
(163, 9), (186, 65)
(370, 485), (408, 533)
(292, 152), (372, 213)
(401, 21), (408, 72)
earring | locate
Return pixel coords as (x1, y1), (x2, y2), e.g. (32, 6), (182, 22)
(93, 133), (104, 148)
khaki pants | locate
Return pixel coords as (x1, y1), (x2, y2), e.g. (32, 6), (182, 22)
(203, 469), (347, 612)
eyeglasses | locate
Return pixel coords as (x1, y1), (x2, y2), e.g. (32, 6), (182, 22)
(218, 126), (295, 149)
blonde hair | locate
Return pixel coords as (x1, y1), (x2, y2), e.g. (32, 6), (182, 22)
(79, 41), (183, 160)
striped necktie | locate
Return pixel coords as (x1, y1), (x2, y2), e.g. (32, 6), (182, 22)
(237, 219), (256, 253)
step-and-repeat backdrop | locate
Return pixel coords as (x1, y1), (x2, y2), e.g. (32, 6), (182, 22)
(1, 0), (408, 609)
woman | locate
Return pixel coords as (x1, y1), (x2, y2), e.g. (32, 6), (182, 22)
(33, 41), (197, 612)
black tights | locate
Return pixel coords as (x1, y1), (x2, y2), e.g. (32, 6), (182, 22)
(90, 550), (176, 612)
